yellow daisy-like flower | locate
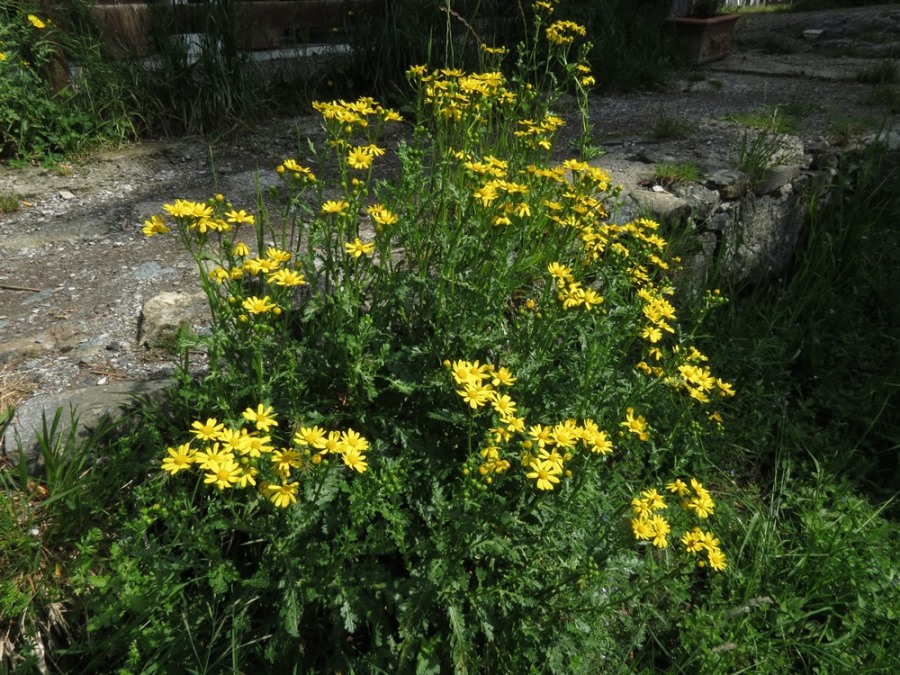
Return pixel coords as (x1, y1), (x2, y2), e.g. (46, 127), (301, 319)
(294, 425), (327, 448)
(0, 53), (7, 62)
(161, 443), (194, 474)
(28, 14), (47, 29)
(666, 478), (690, 496)
(457, 384), (492, 409)
(242, 295), (278, 315)
(203, 459), (243, 490)
(232, 242), (250, 257)
(191, 417), (224, 441)
(341, 448), (368, 473)
(268, 269), (306, 287)
(267, 481), (299, 508)
(706, 547), (727, 572)
(621, 407), (650, 441)
(526, 459), (561, 491)
(340, 429), (370, 454)
(347, 146), (375, 170)
(225, 208), (255, 225)
(367, 204), (399, 229)
(344, 238), (375, 258)
(141, 214), (170, 237)
(321, 199), (350, 215)
(272, 448), (303, 474)
(242, 404), (278, 432)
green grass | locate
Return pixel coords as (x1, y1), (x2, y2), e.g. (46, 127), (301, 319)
(0, 191), (19, 213)
(856, 60), (900, 85)
(651, 106), (696, 139)
(727, 103), (811, 134)
(863, 84), (900, 112)
(654, 161), (702, 186)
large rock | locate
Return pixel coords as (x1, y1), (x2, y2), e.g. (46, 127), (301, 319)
(2, 379), (172, 474)
(720, 188), (807, 287)
(137, 291), (208, 348)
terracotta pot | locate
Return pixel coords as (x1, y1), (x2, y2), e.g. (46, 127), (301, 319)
(667, 13), (740, 65)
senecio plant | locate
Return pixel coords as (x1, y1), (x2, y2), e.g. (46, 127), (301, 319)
(138, 0), (734, 670)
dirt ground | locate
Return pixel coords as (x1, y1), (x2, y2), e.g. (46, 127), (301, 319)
(1, 4), (899, 401)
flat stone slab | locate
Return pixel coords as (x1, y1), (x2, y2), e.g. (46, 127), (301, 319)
(2, 379), (172, 473)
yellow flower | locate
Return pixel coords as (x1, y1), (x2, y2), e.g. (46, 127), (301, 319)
(666, 478), (690, 497)
(242, 404), (278, 432)
(268, 481), (299, 508)
(491, 367), (517, 388)
(163, 199), (212, 221)
(368, 203), (399, 229)
(321, 199), (350, 215)
(191, 417), (224, 441)
(225, 208), (255, 225)
(341, 448), (368, 473)
(457, 383), (492, 409)
(340, 429), (370, 454)
(242, 434), (274, 458)
(526, 459), (561, 491)
(193, 443), (234, 471)
(272, 448), (303, 474)
(294, 425), (327, 448)
(232, 242), (250, 257)
(631, 517), (653, 541)
(621, 407), (650, 441)
(547, 262), (574, 283)
(28, 15), (47, 29)
(491, 394), (517, 418)
(203, 459), (243, 490)
(706, 547), (727, 572)
(347, 146), (375, 170)
(649, 514), (670, 549)
(161, 443), (194, 474)
(268, 269), (306, 287)
(0, 53), (7, 62)
(242, 295), (278, 315)
(344, 238), (375, 258)
(142, 214), (170, 237)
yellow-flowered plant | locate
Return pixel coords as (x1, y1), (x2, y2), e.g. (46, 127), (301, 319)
(161, 404), (370, 508)
(139, 0), (741, 667)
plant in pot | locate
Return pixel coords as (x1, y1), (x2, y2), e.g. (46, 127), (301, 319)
(668, 0), (740, 65)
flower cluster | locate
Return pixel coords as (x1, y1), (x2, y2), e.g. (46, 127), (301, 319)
(409, 67), (514, 125)
(161, 404), (371, 508)
(448, 359), (619, 491)
(143, 196), (307, 324)
(630, 478), (726, 571)
(313, 97), (402, 137)
(545, 20), (587, 47)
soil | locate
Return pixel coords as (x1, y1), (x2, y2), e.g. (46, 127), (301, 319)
(2, 4), (899, 401)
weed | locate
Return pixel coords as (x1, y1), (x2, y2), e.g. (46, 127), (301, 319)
(734, 127), (786, 186)
(863, 83), (900, 112)
(728, 103), (809, 134)
(654, 161), (702, 186)
(855, 60), (899, 85)
(825, 109), (878, 146)
(651, 106), (695, 139)
(0, 191), (20, 214)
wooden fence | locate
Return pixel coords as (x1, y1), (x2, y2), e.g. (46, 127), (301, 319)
(89, 1), (374, 56)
